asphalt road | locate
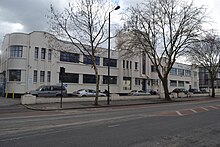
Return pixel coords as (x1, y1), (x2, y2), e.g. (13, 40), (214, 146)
(1, 99), (220, 147)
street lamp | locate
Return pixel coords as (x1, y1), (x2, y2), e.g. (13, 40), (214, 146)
(107, 5), (120, 105)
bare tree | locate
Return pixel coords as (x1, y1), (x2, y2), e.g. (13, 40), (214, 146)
(187, 32), (220, 97)
(48, 0), (116, 105)
(117, 0), (206, 101)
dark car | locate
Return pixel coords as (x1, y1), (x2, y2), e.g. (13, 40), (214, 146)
(172, 88), (188, 94)
(188, 88), (201, 94)
(149, 90), (158, 95)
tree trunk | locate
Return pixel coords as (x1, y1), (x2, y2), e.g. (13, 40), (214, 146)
(211, 78), (215, 98)
(161, 78), (171, 101)
(94, 66), (100, 105)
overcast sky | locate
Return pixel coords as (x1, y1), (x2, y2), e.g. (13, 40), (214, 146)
(0, 0), (220, 46)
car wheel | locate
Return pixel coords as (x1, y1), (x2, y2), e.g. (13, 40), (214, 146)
(81, 95), (86, 97)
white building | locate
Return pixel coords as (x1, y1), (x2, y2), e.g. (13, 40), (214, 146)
(0, 31), (199, 97)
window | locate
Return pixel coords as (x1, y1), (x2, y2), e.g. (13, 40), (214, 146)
(194, 71), (197, 77)
(178, 69), (184, 76)
(178, 81), (184, 87)
(83, 55), (100, 65)
(185, 70), (191, 76)
(83, 74), (96, 84)
(48, 49), (52, 61)
(135, 78), (141, 85)
(35, 47), (39, 59)
(151, 65), (157, 72)
(170, 80), (177, 87)
(123, 77), (131, 90)
(40, 71), (45, 82)
(59, 73), (79, 83)
(33, 70), (37, 82)
(41, 48), (46, 59)
(170, 68), (177, 75)
(126, 61), (129, 69)
(151, 79), (159, 86)
(47, 71), (51, 82)
(103, 76), (117, 84)
(135, 62), (138, 70)
(130, 61), (132, 69)
(123, 60), (125, 68)
(142, 53), (146, 74)
(10, 45), (23, 57)
(9, 70), (21, 81)
(103, 58), (117, 67)
(60, 51), (79, 63)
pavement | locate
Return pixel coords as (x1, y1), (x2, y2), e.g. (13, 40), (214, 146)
(1, 95), (218, 111)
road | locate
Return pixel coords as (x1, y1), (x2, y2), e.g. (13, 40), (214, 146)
(0, 99), (220, 147)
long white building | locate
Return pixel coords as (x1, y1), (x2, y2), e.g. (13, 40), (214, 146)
(0, 31), (199, 97)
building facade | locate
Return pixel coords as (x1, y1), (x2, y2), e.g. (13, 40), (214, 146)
(0, 31), (199, 97)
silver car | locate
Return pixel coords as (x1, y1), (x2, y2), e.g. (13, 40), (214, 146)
(73, 89), (106, 97)
(30, 85), (67, 97)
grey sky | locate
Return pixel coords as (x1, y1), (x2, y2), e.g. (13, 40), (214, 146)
(0, 0), (219, 47)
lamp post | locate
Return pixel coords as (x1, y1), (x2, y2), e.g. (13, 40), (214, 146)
(107, 5), (120, 105)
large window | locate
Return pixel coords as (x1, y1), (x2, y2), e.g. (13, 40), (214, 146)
(60, 51), (79, 63)
(103, 58), (117, 67)
(170, 68), (177, 75)
(123, 77), (131, 90)
(178, 81), (184, 87)
(151, 79), (159, 86)
(48, 49), (52, 61)
(47, 71), (51, 83)
(185, 70), (191, 76)
(33, 70), (37, 82)
(60, 73), (79, 83)
(40, 71), (45, 82)
(41, 48), (46, 59)
(170, 80), (177, 87)
(135, 62), (138, 70)
(135, 78), (141, 85)
(151, 65), (157, 72)
(83, 74), (96, 84)
(178, 69), (184, 76)
(10, 45), (23, 57)
(34, 47), (39, 59)
(103, 76), (117, 84)
(83, 55), (100, 65)
(9, 70), (21, 81)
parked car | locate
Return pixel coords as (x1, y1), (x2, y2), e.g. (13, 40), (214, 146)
(149, 90), (158, 95)
(172, 88), (188, 94)
(200, 88), (208, 93)
(128, 90), (151, 96)
(30, 85), (67, 97)
(188, 88), (201, 94)
(73, 89), (106, 97)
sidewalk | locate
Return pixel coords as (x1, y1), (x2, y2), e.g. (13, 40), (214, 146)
(23, 96), (217, 111)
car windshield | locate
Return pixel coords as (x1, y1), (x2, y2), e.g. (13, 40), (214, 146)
(36, 86), (44, 91)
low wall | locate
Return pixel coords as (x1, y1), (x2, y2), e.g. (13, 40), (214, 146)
(21, 93), (210, 104)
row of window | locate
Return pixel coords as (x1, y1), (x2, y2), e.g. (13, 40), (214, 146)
(35, 47), (52, 60)
(59, 73), (118, 84)
(9, 45), (52, 61)
(60, 51), (117, 67)
(170, 80), (190, 87)
(169, 68), (191, 76)
(123, 60), (138, 70)
(33, 70), (51, 83)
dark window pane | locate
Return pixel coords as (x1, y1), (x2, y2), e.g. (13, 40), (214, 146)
(9, 70), (21, 81)
(103, 58), (117, 67)
(83, 74), (96, 84)
(60, 51), (79, 63)
(103, 76), (117, 84)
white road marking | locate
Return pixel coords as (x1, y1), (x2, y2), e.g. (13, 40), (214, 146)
(108, 124), (120, 128)
(200, 107), (209, 111)
(210, 106), (219, 109)
(176, 111), (183, 116)
(190, 109), (197, 113)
